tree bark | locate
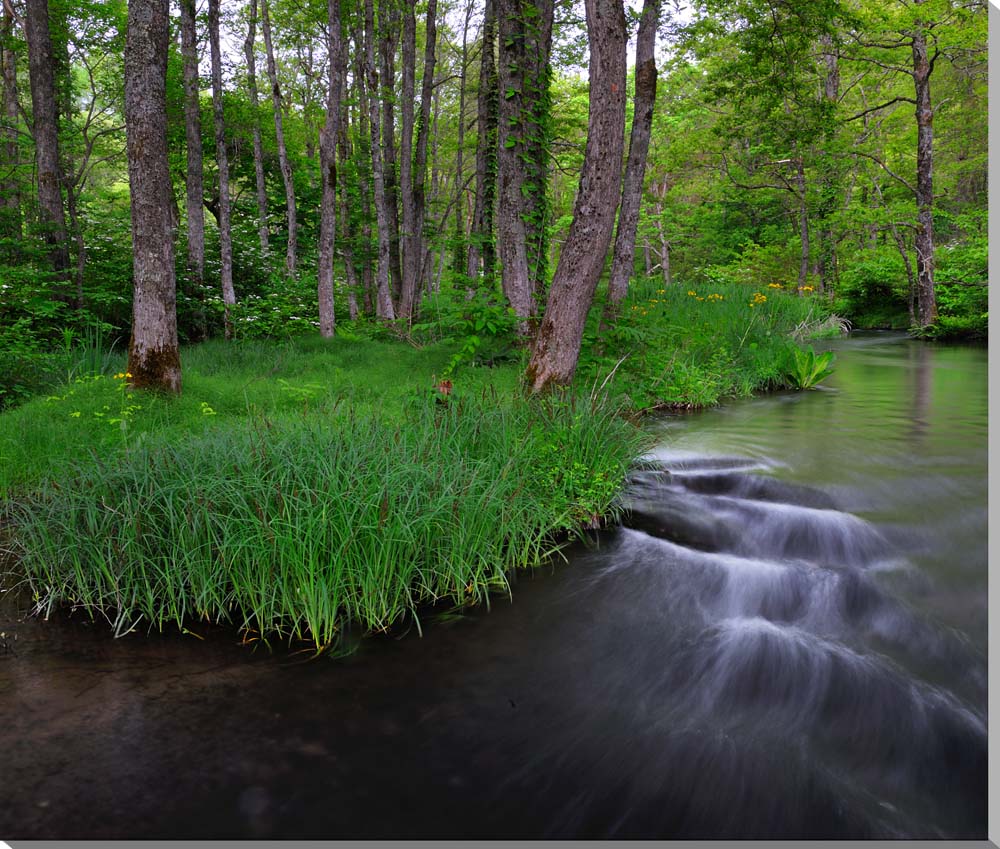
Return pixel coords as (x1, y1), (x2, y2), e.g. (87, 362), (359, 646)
(243, 0), (270, 258)
(1, 0), (21, 243)
(364, 0), (395, 319)
(261, 0), (297, 277)
(911, 11), (937, 326)
(451, 0), (474, 277)
(398, 0), (437, 320)
(526, 0), (627, 392)
(521, 0), (553, 297)
(125, 0), (181, 394)
(467, 0), (498, 283)
(352, 26), (375, 315)
(23, 0), (69, 278)
(378, 0), (402, 302)
(208, 0), (237, 335)
(317, 0), (344, 338)
(398, 0), (416, 315)
(180, 0), (205, 285)
(497, 0), (541, 322)
(607, 0), (658, 307)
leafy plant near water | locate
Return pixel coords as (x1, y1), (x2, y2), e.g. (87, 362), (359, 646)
(579, 279), (825, 409)
(8, 393), (647, 653)
(783, 346), (836, 390)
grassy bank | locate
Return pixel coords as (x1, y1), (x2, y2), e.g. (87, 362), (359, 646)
(7, 395), (645, 651)
(582, 279), (838, 408)
(1, 282), (830, 652)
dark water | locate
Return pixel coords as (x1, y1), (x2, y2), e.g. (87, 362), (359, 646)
(0, 333), (987, 839)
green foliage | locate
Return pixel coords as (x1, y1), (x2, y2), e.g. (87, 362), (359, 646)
(411, 290), (521, 375)
(579, 279), (824, 409)
(8, 391), (646, 652)
(782, 345), (836, 390)
(832, 245), (910, 328)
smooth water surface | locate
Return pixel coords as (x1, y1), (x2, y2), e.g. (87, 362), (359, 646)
(0, 332), (987, 839)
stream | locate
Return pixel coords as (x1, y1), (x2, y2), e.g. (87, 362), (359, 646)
(0, 331), (987, 839)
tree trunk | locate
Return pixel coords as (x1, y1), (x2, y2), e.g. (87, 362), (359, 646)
(398, 0), (437, 320)
(521, 0), (553, 299)
(497, 0), (540, 322)
(1, 0), (21, 243)
(606, 0), (658, 307)
(125, 0), (181, 394)
(261, 0), (297, 277)
(180, 0), (205, 285)
(208, 0), (236, 335)
(353, 26), (375, 315)
(317, 0), (344, 338)
(364, 0), (395, 319)
(398, 0), (416, 315)
(451, 0), (473, 276)
(378, 0), (402, 303)
(526, 0), (627, 392)
(911, 12), (937, 326)
(23, 0), (69, 278)
(243, 0), (270, 258)
(467, 0), (497, 284)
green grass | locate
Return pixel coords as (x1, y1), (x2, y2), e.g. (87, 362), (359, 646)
(6, 393), (647, 652)
(583, 280), (832, 408)
(0, 288), (829, 653)
(0, 335), (520, 497)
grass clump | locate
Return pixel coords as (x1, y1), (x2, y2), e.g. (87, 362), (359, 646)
(8, 393), (647, 652)
(581, 280), (831, 409)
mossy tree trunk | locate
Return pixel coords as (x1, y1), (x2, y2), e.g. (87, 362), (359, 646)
(526, 0), (627, 392)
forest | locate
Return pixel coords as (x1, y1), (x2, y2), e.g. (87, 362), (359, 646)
(0, 0), (989, 648)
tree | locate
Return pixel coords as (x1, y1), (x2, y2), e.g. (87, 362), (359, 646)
(261, 0), (297, 277)
(467, 0), (498, 283)
(363, 0), (395, 319)
(317, 0), (344, 338)
(398, 0), (438, 320)
(207, 0), (237, 336)
(526, 0), (627, 392)
(125, 0), (180, 393)
(179, 0), (204, 286)
(1, 0), (21, 244)
(607, 0), (659, 308)
(497, 0), (554, 323)
(23, 0), (69, 279)
(243, 0), (270, 258)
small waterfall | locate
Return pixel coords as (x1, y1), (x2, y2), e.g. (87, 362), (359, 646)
(598, 454), (988, 837)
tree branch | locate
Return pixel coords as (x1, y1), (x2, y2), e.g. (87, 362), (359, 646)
(845, 96), (916, 122)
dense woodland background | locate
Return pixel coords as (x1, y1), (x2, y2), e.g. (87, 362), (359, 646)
(0, 0), (988, 404)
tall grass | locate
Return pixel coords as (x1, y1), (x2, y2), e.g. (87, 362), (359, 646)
(584, 279), (831, 408)
(8, 393), (648, 652)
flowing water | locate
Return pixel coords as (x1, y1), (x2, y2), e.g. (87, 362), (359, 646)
(0, 332), (987, 839)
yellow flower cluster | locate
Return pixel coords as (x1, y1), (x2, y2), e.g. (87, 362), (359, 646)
(749, 292), (768, 308)
(706, 293), (724, 302)
(801, 285), (815, 293)
(768, 283), (784, 290)
(114, 372), (133, 380)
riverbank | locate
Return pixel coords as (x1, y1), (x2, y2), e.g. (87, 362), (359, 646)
(0, 283), (825, 652)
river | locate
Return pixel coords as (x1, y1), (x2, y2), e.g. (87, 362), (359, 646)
(0, 332), (987, 839)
